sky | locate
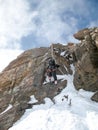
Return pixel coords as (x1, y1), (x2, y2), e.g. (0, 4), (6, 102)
(8, 65), (98, 130)
(0, 0), (98, 71)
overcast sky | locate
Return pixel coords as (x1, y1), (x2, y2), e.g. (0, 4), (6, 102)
(0, 0), (98, 71)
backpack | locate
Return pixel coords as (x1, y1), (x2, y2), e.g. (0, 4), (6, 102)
(49, 59), (55, 66)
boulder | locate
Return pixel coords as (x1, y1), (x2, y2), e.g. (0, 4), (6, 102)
(91, 92), (98, 102)
(73, 28), (89, 40)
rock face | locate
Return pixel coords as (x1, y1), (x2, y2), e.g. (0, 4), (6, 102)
(73, 27), (98, 99)
(0, 44), (72, 130)
(1, 27), (98, 130)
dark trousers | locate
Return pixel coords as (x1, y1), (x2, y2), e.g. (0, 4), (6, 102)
(47, 70), (57, 81)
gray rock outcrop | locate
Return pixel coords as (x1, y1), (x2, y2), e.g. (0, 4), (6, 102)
(73, 27), (98, 100)
(1, 27), (98, 130)
(0, 44), (71, 130)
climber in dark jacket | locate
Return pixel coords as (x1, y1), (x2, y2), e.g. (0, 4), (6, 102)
(47, 58), (59, 84)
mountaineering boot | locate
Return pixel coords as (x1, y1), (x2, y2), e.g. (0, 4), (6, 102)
(49, 78), (52, 85)
(54, 80), (57, 85)
(48, 77), (51, 82)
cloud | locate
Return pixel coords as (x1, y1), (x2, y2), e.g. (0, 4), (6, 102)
(25, 0), (91, 47)
(0, 0), (91, 50)
(0, 0), (38, 49)
(0, 0), (38, 71)
(0, 49), (23, 72)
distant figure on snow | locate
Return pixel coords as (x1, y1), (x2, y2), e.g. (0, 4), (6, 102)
(47, 57), (59, 85)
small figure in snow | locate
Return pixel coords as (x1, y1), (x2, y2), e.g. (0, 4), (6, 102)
(47, 57), (59, 85)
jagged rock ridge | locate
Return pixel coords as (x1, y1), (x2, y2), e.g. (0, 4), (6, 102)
(0, 44), (73, 130)
(1, 27), (98, 130)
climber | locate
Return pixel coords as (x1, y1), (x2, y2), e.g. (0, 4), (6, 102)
(47, 57), (59, 85)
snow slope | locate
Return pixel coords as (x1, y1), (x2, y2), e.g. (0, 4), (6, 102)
(9, 66), (98, 130)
